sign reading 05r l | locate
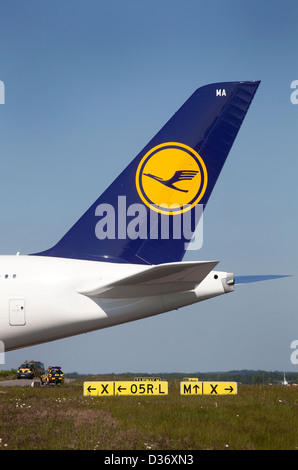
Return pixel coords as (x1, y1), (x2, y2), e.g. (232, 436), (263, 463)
(136, 142), (208, 215)
(84, 381), (168, 396)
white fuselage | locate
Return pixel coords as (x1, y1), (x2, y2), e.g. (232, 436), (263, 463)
(0, 255), (232, 352)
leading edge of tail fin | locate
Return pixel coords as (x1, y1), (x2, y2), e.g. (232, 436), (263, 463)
(33, 81), (260, 265)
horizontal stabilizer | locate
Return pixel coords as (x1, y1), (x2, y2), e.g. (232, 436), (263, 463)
(78, 260), (218, 299)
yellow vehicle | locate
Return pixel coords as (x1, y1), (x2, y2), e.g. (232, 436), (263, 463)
(17, 361), (45, 379)
(41, 366), (64, 385)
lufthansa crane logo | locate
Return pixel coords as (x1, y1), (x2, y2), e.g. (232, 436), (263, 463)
(135, 142), (208, 215)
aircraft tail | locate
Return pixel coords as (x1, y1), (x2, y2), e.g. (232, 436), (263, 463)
(33, 81), (260, 264)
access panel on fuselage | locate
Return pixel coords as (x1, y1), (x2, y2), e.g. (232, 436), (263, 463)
(9, 299), (25, 326)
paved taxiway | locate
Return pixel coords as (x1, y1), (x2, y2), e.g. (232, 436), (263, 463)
(0, 378), (73, 386)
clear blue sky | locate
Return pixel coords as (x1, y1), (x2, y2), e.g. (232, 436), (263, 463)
(0, 0), (297, 374)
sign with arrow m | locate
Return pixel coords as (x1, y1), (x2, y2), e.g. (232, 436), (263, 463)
(180, 381), (237, 395)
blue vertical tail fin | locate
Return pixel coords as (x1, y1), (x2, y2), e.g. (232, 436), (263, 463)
(32, 81), (260, 264)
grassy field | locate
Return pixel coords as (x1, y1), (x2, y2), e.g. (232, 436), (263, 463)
(0, 377), (297, 450)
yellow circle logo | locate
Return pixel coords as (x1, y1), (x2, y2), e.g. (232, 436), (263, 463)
(135, 142), (208, 215)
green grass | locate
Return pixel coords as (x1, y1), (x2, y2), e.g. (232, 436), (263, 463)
(0, 378), (297, 450)
(0, 369), (17, 381)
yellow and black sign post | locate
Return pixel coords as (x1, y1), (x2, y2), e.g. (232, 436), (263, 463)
(180, 381), (237, 396)
(202, 382), (237, 395)
(180, 381), (202, 395)
(84, 381), (168, 397)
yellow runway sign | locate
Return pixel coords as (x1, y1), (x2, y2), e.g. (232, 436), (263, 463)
(84, 381), (168, 396)
(202, 382), (237, 395)
(84, 381), (114, 396)
(180, 381), (237, 395)
(180, 382), (203, 395)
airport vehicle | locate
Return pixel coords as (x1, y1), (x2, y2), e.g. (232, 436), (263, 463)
(41, 366), (64, 385)
(0, 80), (287, 353)
(17, 361), (45, 379)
